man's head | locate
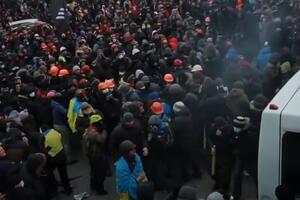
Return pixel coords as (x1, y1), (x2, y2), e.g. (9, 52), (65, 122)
(121, 112), (135, 127)
(80, 102), (93, 115)
(119, 140), (136, 159)
(191, 64), (204, 83)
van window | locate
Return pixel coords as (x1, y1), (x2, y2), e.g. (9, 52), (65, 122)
(282, 132), (300, 194)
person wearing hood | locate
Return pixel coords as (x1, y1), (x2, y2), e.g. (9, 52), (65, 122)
(186, 64), (218, 102)
(67, 89), (86, 134)
(76, 102), (98, 135)
(116, 140), (147, 200)
(27, 92), (53, 130)
(47, 91), (72, 163)
(197, 85), (249, 150)
(262, 53), (281, 100)
(19, 153), (47, 200)
(168, 102), (199, 194)
(209, 116), (234, 194)
(172, 59), (190, 87)
(225, 41), (240, 64)
(94, 79), (122, 136)
(231, 116), (258, 200)
(110, 112), (148, 160)
(225, 86), (250, 117)
(280, 61), (292, 87)
(42, 126), (72, 196)
(147, 114), (172, 190)
(256, 41), (272, 72)
(82, 113), (108, 195)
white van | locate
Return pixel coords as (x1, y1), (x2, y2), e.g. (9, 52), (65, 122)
(258, 71), (300, 200)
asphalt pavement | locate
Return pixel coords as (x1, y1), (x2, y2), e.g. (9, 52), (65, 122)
(54, 151), (257, 200)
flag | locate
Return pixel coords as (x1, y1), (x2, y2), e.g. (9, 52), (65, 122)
(49, 0), (70, 33)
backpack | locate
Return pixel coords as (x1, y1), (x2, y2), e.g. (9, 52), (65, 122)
(148, 114), (173, 145)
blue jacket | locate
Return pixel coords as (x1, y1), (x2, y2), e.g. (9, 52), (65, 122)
(225, 47), (239, 63)
(51, 100), (67, 126)
(116, 154), (143, 200)
(257, 47), (271, 71)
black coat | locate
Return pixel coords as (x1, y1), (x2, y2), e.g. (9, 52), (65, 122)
(172, 108), (196, 150)
(232, 128), (259, 160)
(20, 163), (47, 200)
(209, 125), (233, 156)
(27, 98), (53, 128)
(110, 121), (146, 158)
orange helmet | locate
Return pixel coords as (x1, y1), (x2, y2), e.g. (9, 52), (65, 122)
(164, 73), (174, 83)
(151, 102), (164, 114)
(105, 79), (115, 89)
(98, 82), (108, 90)
(58, 69), (70, 77)
(49, 66), (59, 76)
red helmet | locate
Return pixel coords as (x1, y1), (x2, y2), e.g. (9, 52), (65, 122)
(81, 65), (91, 74)
(78, 78), (89, 87)
(151, 102), (164, 114)
(163, 73), (174, 83)
(173, 59), (183, 66)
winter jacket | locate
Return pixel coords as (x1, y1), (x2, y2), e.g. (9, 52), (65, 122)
(256, 47), (272, 72)
(82, 127), (107, 157)
(20, 162), (47, 200)
(262, 63), (281, 99)
(116, 154), (144, 200)
(28, 98), (53, 128)
(186, 76), (218, 102)
(225, 47), (239, 63)
(172, 108), (196, 150)
(209, 125), (233, 156)
(51, 100), (67, 126)
(110, 121), (146, 158)
(232, 127), (259, 160)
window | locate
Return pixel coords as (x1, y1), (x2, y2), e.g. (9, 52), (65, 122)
(282, 132), (300, 194)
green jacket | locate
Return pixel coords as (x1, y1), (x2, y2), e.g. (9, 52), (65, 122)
(82, 127), (107, 157)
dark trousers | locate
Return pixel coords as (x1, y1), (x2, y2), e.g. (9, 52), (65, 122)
(87, 155), (107, 191)
(214, 154), (234, 193)
(47, 151), (71, 192)
(147, 148), (167, 190)
(232, 158), (258, 200)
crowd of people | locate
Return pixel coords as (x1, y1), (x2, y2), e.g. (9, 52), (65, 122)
(0, 0), (300, 200)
